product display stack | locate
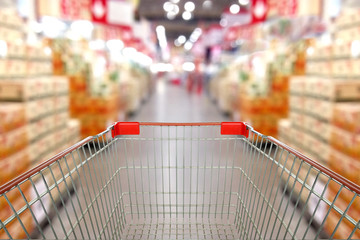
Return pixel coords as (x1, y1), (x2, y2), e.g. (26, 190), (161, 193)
(0, 11), (81, 238)
(278, 10), (360, 237)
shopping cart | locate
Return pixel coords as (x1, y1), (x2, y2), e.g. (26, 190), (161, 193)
(0, 122), (359, 239)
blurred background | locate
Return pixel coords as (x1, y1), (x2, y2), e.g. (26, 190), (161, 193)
(0, 0), (360, 238)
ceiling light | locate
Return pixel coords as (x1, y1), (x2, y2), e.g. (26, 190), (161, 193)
(184, 41), (193, 50)
(156, 25), (165, 32)
(239, 0), (250, 6)
(203, 0), (212, 9)
(167, 11), (177, 19)
(184, 1), (195, 12)
(174, 39), (181, 47)
(163, 1), (173, 11)
(182, 11), (192, 20)
(171, 0), (180, 3)
(238, 0), (249, 5)
(220, 18), (227, 27)
(172, 4), (180, 14)
(230, 4), (240, 14)
(178, 35), (186, 44)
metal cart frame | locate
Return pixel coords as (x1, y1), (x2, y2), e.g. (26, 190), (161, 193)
(0, 122), (359, 239)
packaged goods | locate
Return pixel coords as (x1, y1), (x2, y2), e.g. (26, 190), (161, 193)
(330, 126), (360, 158)
(0, 126), (27, 160)
(53, 76), (69, 95)
(0, 79), (38, 101)
(0, 103), (26, 134)
(329, 149), (360, 184)
(333, 103), (360, 133)
(289, 95), (304, 111)
(327, 80), (360, 101)
(289, 76), (306, 95)
(0, 148), (29, 185)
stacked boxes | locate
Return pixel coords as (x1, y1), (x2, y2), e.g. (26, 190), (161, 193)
(279, 40), (360, 236)
(238, 75), (289, 137)
(68, 75), (121, 138)
(0, 11), (81, 237)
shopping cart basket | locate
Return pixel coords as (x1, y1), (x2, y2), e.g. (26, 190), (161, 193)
(0, 122), (359, 239)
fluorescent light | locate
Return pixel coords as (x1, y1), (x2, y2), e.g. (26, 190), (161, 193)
(156, 25), (165, 32)
(174, 39), (181, 47)
(178, 35), (186, 44)
(182, 11), (192, 20)
(182, 62), (195, 71)
(203, 0), (212, 8)
(163, 2), (173, 11)
(220, 18), (227, 27)
(184, 1), (195, 12)
(156, 25), (167, 48)
(172, 5), (180, 14)
(189, 28), (202, 42)
(167, 11), (177, 19)
(230, 4), (240, 14)
(238, 0), (249, 5)
(184, 41), (193, 50)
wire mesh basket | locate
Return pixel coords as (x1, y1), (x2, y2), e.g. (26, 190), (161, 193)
(0, 122), (359, 239)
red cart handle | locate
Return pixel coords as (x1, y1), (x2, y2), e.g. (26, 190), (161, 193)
(111, 122), (250, 138)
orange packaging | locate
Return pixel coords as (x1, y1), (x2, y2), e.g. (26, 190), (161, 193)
(0, 126), (28, 160)
(330, 126), (360, 158)
(329, 148), (360, 185)
(0, 148), (29, 186)
(324, 210), (360, 239)
(0, 206), (34, 239)
(333, 103), (360, 133)
(0, 103), (26, 134)
(69, 75), (87, 92)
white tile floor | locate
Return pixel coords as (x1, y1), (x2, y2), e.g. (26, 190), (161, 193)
(129, 79), (228, 123)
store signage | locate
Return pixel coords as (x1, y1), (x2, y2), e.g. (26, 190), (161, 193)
(267, 0), (297, 17)
(91, 0), (134, 26)
(251, 0), (268, 23)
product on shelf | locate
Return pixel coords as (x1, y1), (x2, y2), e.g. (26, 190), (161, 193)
(0, 103), (26, 134)
(330, 126), (360, 158)
(333, 103), (360, 133)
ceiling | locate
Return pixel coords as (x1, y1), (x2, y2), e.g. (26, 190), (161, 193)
(138, 0), (235, 40)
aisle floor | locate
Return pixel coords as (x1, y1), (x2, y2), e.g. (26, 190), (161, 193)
(129, 79), (229, 122)
(41, 80), (318, 239)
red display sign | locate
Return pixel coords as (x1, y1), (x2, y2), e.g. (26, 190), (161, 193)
(251, 0), (268, 24)
(91, 0), (107, 24)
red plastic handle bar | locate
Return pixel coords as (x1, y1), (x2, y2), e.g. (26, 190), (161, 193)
(111, 122), (249, 137)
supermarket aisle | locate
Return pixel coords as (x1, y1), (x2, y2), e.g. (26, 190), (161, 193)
(130, 78), (229, 122)
(40, 78), (318, 239)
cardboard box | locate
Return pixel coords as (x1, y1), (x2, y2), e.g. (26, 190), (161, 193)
(326, 80), (360, 101)
(0, 79), (39, 101)
(0, 103), (26, 134)
(313, 99), (334, 121)
(329, 148), (360, 185)
(330, 126), (360, 158)
(333, 103), (360, 133)
(0, 126), (28, 160)
(0, 147), (29, 186)
(53, 76), (69, 95)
